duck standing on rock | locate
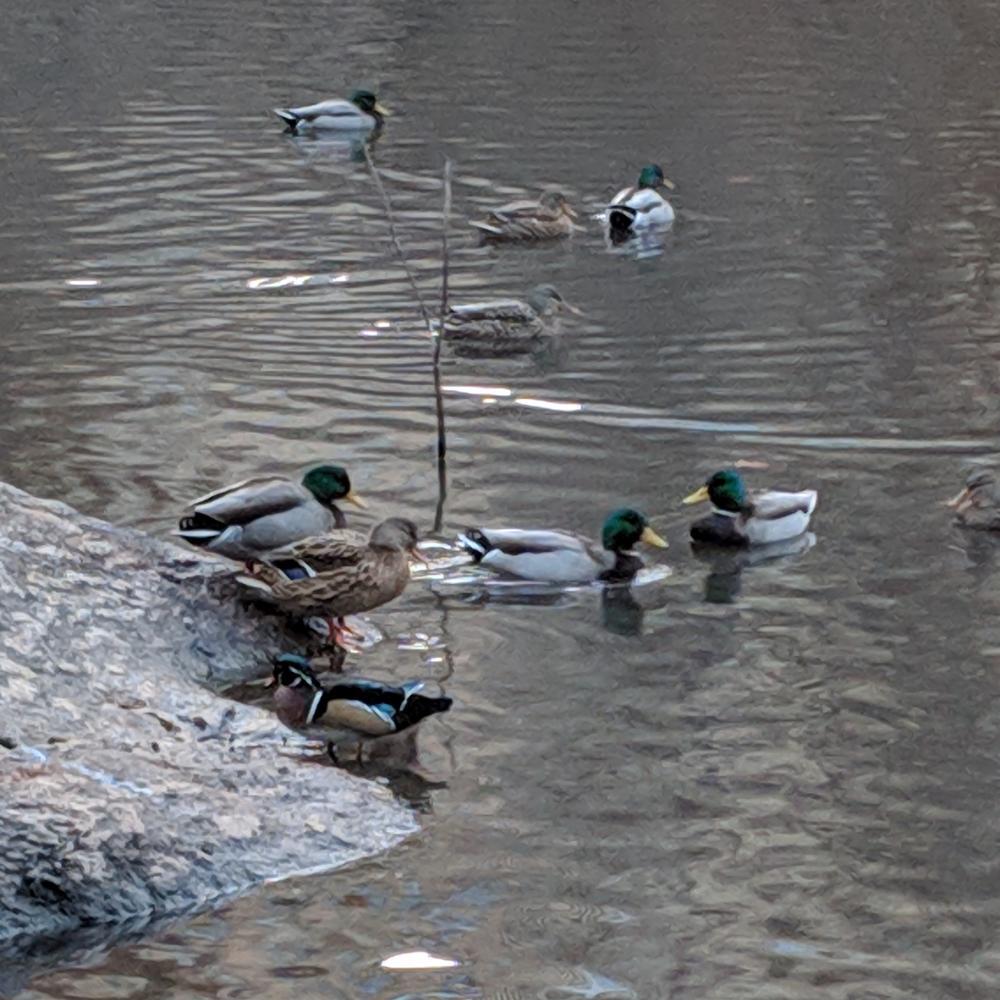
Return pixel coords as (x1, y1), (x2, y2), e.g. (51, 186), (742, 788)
(682, 469), (817, 546)
(470, 189), (577, 241)
(273, 89), (388, 133)
(271, 654), (452, 763)
(947, 469), (1000, 529)
(607, 164), (675, 237)
(443, 284), (582, 357)
(176, 465), (365, 563)
(237, 517), (424, 648)
(458, 508), (668, 584)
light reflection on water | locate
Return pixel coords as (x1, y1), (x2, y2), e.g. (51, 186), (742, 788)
(5, 0), (1000, 995)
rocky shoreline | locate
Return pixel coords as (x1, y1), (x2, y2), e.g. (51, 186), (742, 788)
(0, 481), (416, 974)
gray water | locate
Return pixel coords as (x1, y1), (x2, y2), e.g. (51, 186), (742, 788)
(5, 0), (1000, 995)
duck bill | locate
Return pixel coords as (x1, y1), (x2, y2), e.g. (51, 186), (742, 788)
(561, 300), (585, 316)
(682, 485), (710, 505)
(565, 204), (579, 219)
(344, 490), (367, 510)
(640, 525), (668, 549)
(374, 102), (391, 117)
(946, 487), (972, 513)
(410, 545), (430, 565)
(661, 176), (677, 191)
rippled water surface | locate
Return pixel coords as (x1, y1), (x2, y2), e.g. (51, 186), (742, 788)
(5, 0), (1000, 995)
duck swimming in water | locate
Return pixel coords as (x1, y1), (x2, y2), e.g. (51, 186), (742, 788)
(458, 508), (667, 584)
(947, 469), (1000, 530)
(273, 89), (388, 133)
(607, 164), (675, 236)
(682, 469), (817, 546)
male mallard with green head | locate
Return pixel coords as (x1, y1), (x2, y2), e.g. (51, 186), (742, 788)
(607, 164), (676, 236)
(682, 469), (817, 546)
(271, 655), (452, 763)
(176, 465), (365, 562)
(458, 508), (668, 584)
(947, 469), (1000, 530)
(443, 283), (582, 357)
(470, 189), (577, 241)
(238, 517), (423, 647)
(273, 89), (388, 133)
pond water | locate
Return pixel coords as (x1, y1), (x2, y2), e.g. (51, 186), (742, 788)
(5, 0), (1000, 995)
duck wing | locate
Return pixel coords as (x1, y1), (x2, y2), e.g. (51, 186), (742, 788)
(460, 528), (607, 582)
(185, 476), (307, 524)
(264, 531), (369, 571)
(274, 98), (367, 126)
(446, 299), (538, 323)
(609, 185), (638, 207)
(744, 489), (818, 545)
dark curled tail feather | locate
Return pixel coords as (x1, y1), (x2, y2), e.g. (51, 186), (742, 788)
(176, 511), (226, 546)
(608, 206), (637, 233)
(458, 528), (493, 562)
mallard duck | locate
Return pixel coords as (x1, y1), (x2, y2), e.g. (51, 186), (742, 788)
(273, 89), (388, 133)
(443, 284), (582, 357)
(947, 469), (1000, 529)
(271, 655), (452, 762)
(176, 465), (365, 563)
(237, 517), (423, 646)
(470, 189), (577, 241)
(607, 164), (675, 236)
(682, 469), (817, 546)
(458, 507), (667, 584)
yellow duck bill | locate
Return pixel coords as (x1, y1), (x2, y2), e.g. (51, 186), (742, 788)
(345, 490), (368, 509)
(682, 485), (710, 505)
(640, 525), (668, 548)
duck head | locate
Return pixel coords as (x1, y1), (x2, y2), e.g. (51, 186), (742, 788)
(637, 163), (675, 192)
(538, 189), (577, 218)
(526, 284), (583, 317)
(369, 517), (427, 561)
(350, 89), (389, 119)
(683, 469), (748, 514)
(601, 508), (668, 553)
(302, 464), (366, 510)
(948, 468), (1000, 515)
(271, 653), (322, 690)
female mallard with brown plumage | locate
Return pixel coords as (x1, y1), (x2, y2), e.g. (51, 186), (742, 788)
(443, 283), (582, 357)
(176, 464), (365, 562)
(947, 469), (1000, 530)
(237, 517), (423, 647)
(470, 189), (577, 241)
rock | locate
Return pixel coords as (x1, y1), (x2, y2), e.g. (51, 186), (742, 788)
(0, 481), (417, 979)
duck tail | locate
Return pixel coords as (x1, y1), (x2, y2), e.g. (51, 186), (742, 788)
(457, 528), (493, 561)
(273, 108), (300, 130)
(608, 205), (637, 234)
(175, 512), (225, 546)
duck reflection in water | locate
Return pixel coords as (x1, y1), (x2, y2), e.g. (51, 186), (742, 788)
(693, 532), (817, 605)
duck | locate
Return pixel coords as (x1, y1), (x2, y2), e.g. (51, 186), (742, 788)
(682, 469), (817, 546)
(443, 283), (582, 357)
(458, 507), (667, 584)
(273, 89), (388, 133)
(607, 164), (675, 236)
(236, 517), (423, 647)
(271, 654), (452, 762)
(176, 465), (365, 563)
(470, 189), (577, 241)
(947, 469), (1000, 529)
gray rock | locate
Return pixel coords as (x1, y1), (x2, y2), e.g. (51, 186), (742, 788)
(0, 481), (417, 974)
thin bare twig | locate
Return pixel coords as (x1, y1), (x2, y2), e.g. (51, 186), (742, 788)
(432, 160), (452, 533)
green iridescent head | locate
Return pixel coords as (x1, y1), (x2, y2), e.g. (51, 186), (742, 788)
(601, 508), (669, 552)
(637, 164), (667, 189)
(301, 465), (366, 509)
(683, 469), (748, 513)
(350, 89), (378, 113)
